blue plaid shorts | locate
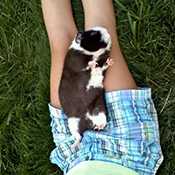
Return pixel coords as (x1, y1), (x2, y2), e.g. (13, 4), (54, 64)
(48, 88), (163, 175)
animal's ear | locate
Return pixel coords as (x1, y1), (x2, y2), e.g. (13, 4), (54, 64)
(75, 31), (83, 43)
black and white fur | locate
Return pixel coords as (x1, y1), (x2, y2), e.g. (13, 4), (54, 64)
(59, 26), (112, 147)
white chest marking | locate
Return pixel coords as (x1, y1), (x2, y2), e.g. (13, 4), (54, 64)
(86, 67), (104, 90)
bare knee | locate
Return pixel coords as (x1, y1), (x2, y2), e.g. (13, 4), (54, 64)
(49, 29), (77, 57)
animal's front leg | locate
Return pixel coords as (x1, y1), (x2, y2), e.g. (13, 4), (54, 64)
(102, 58), (114, 71)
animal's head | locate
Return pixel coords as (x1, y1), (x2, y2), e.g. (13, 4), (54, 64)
(70, 26), (111, 56)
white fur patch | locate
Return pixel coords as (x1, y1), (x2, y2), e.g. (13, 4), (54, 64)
(86, 111), (107, 130)
(92, 26), (111, 47)
(68, 118), (81, 142)
(86, 67), (104, 90)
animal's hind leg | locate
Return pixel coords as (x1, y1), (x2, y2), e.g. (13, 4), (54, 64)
(78, 117), (94, 134)
(86, 94), (107, 131)
(68, 117), (81, 148)
(93, 112), (107, 130)
(86, 111), (107, 131)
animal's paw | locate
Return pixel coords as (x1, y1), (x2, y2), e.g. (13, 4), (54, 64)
(106, 58), (114, 66)
(68, 118), (81, 149)
(92, 112), (107, 131)
(71, 132), (81, 150)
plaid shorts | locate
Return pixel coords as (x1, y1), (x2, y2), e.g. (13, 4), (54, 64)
(48, 88), (163, 175)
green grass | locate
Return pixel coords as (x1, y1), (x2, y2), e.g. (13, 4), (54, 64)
(0, 0), (174, 174)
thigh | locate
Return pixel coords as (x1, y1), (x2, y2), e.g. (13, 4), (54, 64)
(81, 0), (137, 91)
(41, 0), (77, 108)
(41, 0), (77, 51)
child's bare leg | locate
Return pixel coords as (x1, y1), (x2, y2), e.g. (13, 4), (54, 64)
(41, 0), (77, 108)
(81, 0), (137, 91)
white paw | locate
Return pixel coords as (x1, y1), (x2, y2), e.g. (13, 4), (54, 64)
(106, 57), (114, 66)
(94, 123), (106, 130)
(86, 112), (107, 131)
(68, 118), (81, 149)
(71, 132), (81, 149)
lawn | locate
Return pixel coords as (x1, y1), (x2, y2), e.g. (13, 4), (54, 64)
(0, 0), (174, 174)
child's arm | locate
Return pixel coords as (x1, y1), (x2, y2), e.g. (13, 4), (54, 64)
(48, 103), (78, 171)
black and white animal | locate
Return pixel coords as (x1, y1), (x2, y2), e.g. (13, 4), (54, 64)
(59, 26), (112, 147)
